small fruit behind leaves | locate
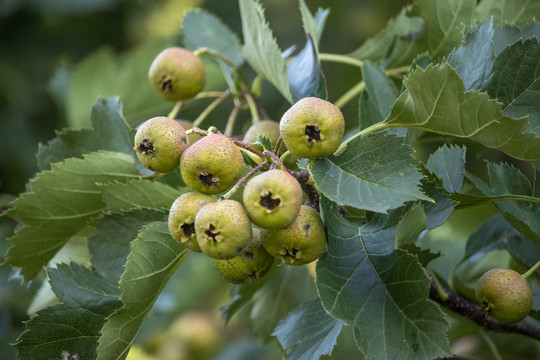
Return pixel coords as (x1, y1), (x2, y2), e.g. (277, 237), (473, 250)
(280, 97), (344, 159)
(148, 47), (205, 101)
(168, 192), (215, 252)
(475, 268), (533, 324)
(195, 200), (252, 259)
(243, 169), (302, 229)
(262, 205), (326, 265)
(243, 120), (281, 151)
(175, 120), (204, 145)
(215, 228), (274, 284)
(134, 116), (189, 173)
(180, 134), (245, 195)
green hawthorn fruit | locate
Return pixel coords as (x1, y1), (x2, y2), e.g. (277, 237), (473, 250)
(475, 268), (533, 324)
(243, 169), (302, 229)
(168, 192), (215, 252)
(180, 134), (245, 195)
(243, 120), (281, 151)
(148, 47), (205, 101)
(215, 228), (274, 284)
(134, 116), (189, 173)
(194, 200), (252, 259)
(262, 205), (326, 265)
(280, 97), (344, 159)
(175, 120), (204, 145)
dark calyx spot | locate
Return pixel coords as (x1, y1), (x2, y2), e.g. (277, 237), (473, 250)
(259, 192), (281, 210)
(244, 251), (254, 259)
(205, 224), (220, 242)
(199, 172), (218, 187)
(283, 248), (299, 259)
(305, 125), (321, 143)
(138, 138), (154, 155)
(180, 221), (195, 238)
(248, 271), (259, 280)
(159, 75), (173, 91)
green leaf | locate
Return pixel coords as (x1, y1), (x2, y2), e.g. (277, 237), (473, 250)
(462, 215), (511, 259)
(486, 38), (540, 136)
(239, 0), (293, 103)
(37, 97), (135, 171)
(48, 262), (122, 317)
(88, 209), (168, 283)
(395, 203), (426, 247)
(385, 64), (540, 161)
(316, 197), (450, 360)
(493, 21), (540, 56)
(505, 233), (540, 279)
(298, 1), (329, 52)
(465, 162), (540, 243)
(99, 178), (185, 213)
(4, 151), (140, 281)
(359, 61), (399, 129)
(421, 179), (456, 230)
(97, 221), (189, 360)
(446, 20), (495, 91)
(425, 145), (466, 193)
(309, 131), (429, 213)
(15, 304), (105, 360)
(476, 0), (540, 27)
(273, 298), (342, 360)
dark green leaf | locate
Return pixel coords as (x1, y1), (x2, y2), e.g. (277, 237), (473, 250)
(425, 144), (466, 193)
(310, 131), (429, 213)
(476, 0), (540, 27)
(421, 179), (456, 230)
(316, 196), (450, 360)
(493, 21), (540, 56)
(48, 262), (122, 317)
(288, 35), (327, 102)
(395, 203), (426, 247)
(36, 129), (99, 171)
(385, 64), (540, 161)
(359, 61), (399, 129)
(463, 215), (512, 259)
(505, 234), (540, 278)
(97, 221), (190, 360)
(487, 38), (540, 136)
(298, 1), (329, 52)
(88, 209), (169, 285)
(239, 0), (292, 102)
(4, 151), (140, 281)
(446, 20), (495, 91)
(273, 298), (342, 360)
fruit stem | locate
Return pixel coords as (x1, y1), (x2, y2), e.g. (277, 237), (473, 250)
(243, 91), (260, 124)
(194, 47), (251, 91)
(185, 127), (208, 137)
(333, 121), (391, 155)
(274, 136), (283, 154)
(334, 81), (365, 109)
(232, 139), (265, 159)
(479, 329), (504, 360)
(522, 260), (540, 279)
(220, 161), (267, 200)
(167, 101), (183, 119)
(263, 150), (291, 174)
(318, 53), (364, 68)
(192, 90), (232, 127)
(225, 101), (244, 137)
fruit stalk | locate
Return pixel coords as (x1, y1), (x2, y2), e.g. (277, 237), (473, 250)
(521, 260), (540, 279)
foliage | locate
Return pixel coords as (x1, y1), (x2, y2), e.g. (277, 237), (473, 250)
(2, 1), (540, 360)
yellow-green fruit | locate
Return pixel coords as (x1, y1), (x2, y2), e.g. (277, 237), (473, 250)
(134, 116), (189, 173)
(243, 169), (302, 229)
(243, 120), (281, 151)
(180, 134), (245, 194)
(175, 120), (204, 146)
(148, 47), (205, 101)
(194, 200), (252, 259)
(215, 228), (274, 284)
(262, 205), (326, 265)
(475, 268), (533, 324)
(168, 192), (215, 252)
(280, 97), (344, 159)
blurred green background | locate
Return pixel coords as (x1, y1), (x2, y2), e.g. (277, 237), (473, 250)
(0, 1), (412, 359)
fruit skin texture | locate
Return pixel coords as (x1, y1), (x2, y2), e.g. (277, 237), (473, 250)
(180, 134), (245, 195)
(243, 169), (302, 229)
(475, 268), (533, 324)
(168, 192), (215, 252)
(134, 116), (189, 173)
(215, 228), (274, 284)
(262, 205), (326, 265)
(148, 47), (205, 101)
(280, 97), (344, 159)
(194, 200), (252, 259)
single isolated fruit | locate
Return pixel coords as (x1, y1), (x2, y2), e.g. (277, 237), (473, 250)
(148, 47), (205, 101)
(243, 169), (302, 229)
(168, 192), (215, 252)
(134, 116), (189, 173)
(215, 228), (274, 284)
(262, 205), (326, 265)
(194, 200), (252, 259)
(180, 134), (245, 194)
(280, 97), (344, 159)
(475, 268), (533, 324)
